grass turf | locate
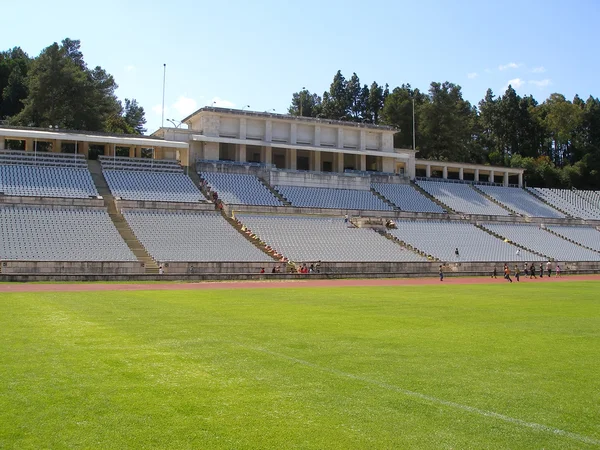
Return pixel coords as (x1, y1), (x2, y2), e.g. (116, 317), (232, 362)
(0, 282), (599, 449)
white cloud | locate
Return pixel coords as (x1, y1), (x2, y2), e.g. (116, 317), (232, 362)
(531, 66), (546, 73)
(151, 104), (169, 116)
(210, 97), (236, 108)
(507, 78), (525, 88)
(529, 79), (552, 88)
(467, 72), (478, 79)
(484, 68), (492, 74)
(124, 65), (135, 72)
(172, 96), (198, 117)
(499, 62), (520, 71)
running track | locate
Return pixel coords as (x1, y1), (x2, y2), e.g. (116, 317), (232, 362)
(0, 274), (599, 293)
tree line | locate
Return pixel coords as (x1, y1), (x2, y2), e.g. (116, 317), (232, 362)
(289, 71), (600, 189)
(0, 38), (146, 135)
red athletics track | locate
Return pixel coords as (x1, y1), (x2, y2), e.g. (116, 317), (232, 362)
(0, 274), (599, 293)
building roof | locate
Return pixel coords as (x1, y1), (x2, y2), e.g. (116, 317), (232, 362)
(182, 107), (399, 132)
(0, 126), (188, 149)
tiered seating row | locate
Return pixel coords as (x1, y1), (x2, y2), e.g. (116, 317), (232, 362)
(372, 183), (445, 213)
(388, 221), (539, 262)
(482, 223), (600, 261)
(275, 186), (392, 211)
(529, 187), (600, 220)
(546, 226), (600, 252)
(0, 165), (98, 198)
(104, 170), (204, 203)
(416, 180), (510, 216)
(237, 215), (425, 262)
(123, 210), (273, 262)
(200, 172), (283, 206)
(475, 185), (564, 218)
(99, 155), (182, 172)
(0, 206), (136, 261)
(0, 150), (87, 167)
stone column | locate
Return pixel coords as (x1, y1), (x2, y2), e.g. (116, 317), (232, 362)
(313, 151), (321, 171)
(337, 128), (344, 148)
(359, 130), (366, 150)
(474, 168), (480, 182)
(0, 137), (4, 149)
(425, 164), (431, 178)
(337, 153), (344, 173)
(489, 170), (495, 184)
(518, 172), (524, 188)
(54, 140), (62, 153)
(289, 148), (297, 170)
(265, 120), (272, 142)
(238, 144), (246, 162)
(239, 118), (247, 140)
(80, 142), (89, 158)
(314, 126), (321, 147)
(290, 123), (297, 145)
(442, 166), (448, 179)
(263, 146), (272, 165)
(360, 155), (366, 171)
(503, 171), (509, 187)
(25, 138), (34, 151)
(459, 167), (464, 180)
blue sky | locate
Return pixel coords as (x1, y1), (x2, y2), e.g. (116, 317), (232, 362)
(3, 0), (599, 133)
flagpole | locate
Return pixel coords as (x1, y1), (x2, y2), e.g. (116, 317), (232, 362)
(162, 64), (166, 128)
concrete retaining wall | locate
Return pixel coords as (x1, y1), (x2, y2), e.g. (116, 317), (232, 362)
(1, 261), (145, 274)
(0, 195), (104, 208)
(115, 199), (215, 212)
(269, 170), (370, 190)
(159, 261), (273, 274)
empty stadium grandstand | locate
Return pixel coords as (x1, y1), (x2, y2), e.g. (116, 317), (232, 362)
(371, 183), (446, 213)
(0, 151), (98, 198)
(123, 210), (273, 262)
(482, 223), (600, 261)
(100, 156), (203, 203)
(475, 185), (564, 218)
(200, 172), (283, 206)
(415, 180), (510, 216)
(275, 186), (393, 210)
(528, 187), (600, 219)
(387, 221), (540, 262)
(546, 226), (600, 252)
(237, 215), (425, 262)
(0, 206), (136, 261)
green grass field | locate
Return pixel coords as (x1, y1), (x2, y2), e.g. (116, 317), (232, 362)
(1, 282), (599, 449)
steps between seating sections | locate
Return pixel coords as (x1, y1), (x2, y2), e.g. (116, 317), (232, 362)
(87, 160), (160, 274)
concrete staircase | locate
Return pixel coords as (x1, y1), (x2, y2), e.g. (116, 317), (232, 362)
(376, 229), (438, 261)
(370, 187), (399, 210)
(473, 223), (548, 259)
(410, 181), (454, 213)
(87, 160), (159, 274)
(220, 211), (281, 261)
(543, 227), (600, 254)
(188, 168), (214, 202)
(470, 185), (518, 216)
(259, 178), (291, 206)
(524, 187), (571, 217)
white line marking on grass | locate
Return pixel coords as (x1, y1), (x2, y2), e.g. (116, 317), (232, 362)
(248, 346), (600, 447)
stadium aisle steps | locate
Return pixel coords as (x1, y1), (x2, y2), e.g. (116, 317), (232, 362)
(410, 181), (454, 213)
(526, 188), (572, 217)
(470, 185), (519, 215)
(221, 211), (281, 261)
(369, 187), (398, 210)
(259, 178), (291, 206)
(88, 160), (159, 274)
(188, 169), (214, 202)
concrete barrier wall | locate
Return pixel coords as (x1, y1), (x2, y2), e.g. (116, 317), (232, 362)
(0, 195), (104, 208)
(1, 261), (145, 274)
(159, 261), (273, 274)
(116, 199), (215, 212)
(269, 171), (371, 190)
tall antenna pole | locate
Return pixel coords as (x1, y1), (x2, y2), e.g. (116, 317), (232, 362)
(161, 63), (166, 128)
(412, 98), (416, 151)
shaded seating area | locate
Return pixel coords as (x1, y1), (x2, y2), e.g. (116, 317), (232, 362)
(372, 183), (445, 213)
(275, 186), (392, 210)
(475, 185), (564, 218)
(200, 172), (283, 206)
